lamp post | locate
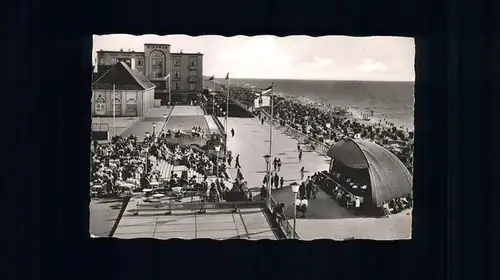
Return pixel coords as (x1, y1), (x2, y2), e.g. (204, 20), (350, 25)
(290, 182), (300, 239)
(263, 154), (271, 207)
(215, 145), (221, 179)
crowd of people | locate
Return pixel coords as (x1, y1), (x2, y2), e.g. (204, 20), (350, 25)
(310, 171), (413, 216)
(163, 125), (206, 138)
(90, 130), (257, 203)
(226, 87), (414, 173)
(90, 135), (160, 197)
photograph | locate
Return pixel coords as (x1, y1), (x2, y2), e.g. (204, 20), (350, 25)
(90, 34), (414, 240)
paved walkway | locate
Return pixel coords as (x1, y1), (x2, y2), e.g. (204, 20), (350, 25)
(222, 117), (330, 194)
(204, 115), (220, 134)
(222, 116), (412, 240)
(92, 117), (141, 137)
(113, 199), (276, 240)
(89, 198), (125, 237)
(165, 106), (209, 133)
(121, 107), (172, 141)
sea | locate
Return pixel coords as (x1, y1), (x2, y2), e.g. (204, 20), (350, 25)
(211, 78), (415, 130)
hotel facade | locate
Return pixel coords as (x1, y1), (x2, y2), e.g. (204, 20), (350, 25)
(95, 43), (204, 104)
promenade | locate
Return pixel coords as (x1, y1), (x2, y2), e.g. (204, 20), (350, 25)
(165, 106), (212, 133)
(121, 107), (173, 141)
(112, 198), (277, 240)
(222, 116), (412, 240)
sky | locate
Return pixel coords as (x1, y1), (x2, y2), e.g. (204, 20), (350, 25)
(93, 35), (414, 81)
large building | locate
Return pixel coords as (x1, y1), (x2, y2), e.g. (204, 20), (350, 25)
(96, 43), (204, 104)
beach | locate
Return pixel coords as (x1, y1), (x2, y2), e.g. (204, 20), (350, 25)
(210, 78), (414, 131)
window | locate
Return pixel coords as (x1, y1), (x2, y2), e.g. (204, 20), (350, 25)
(137, 59), (143, 66)
(189, 71), (197, 79)
(173, 58), (181, 66)
(190, 58), (197, 67)
(98, 58), (104, 65)
(95, 96), (106, 115)
(152, 69), (163, 78)
(174, 70), (180, 78)
(189, 83), (196, 91)
(173, 82), (180, 90)
(150, 51), (165, 77)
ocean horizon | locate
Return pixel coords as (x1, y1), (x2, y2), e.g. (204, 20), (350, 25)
(206, 77), (415, 130)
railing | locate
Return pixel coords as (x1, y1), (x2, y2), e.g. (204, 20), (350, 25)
(159, 105), (174, 137)
(259, 110), (331, 156)
(269, 196), (301, 239)
(133, 199), (266, 214)
(212, 114), (226, 136)
(92, 123), (110, 132)
(317, 172), (357, 197)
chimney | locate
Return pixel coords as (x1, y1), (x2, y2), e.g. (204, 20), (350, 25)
(130, 58), (136, 70)
(93, 58), (98, 73)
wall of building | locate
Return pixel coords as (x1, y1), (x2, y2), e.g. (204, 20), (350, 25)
(144, 44), (171, 79)
(97, 52), (146, 75)
(170, 53), (203, 94)
(92, 89), (147, 117)
(138, 87), (155, 116)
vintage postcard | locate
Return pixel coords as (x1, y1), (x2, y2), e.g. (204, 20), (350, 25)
(90, 35), (414, 240)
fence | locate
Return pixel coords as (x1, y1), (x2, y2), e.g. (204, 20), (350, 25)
(131, 196), (300, 239)
(317, 172), (357, 197)
(133, 199), (266, 214)
(92, 123), (110, 132)
(269, 196), (301, 239)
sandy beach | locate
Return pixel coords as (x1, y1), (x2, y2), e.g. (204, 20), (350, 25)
(278, 93), (414, 133)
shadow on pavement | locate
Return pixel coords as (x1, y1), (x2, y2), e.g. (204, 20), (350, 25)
(96, 199), (124, 204)
(271, 187), (357, 220)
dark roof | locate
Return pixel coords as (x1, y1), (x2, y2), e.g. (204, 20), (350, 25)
(92, 62), (155, 91)
(97, 50), (144, 54)
(171, 52), (204, 56)
(327, 138), (412, 206)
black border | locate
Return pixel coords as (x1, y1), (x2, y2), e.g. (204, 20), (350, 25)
(5, 0), (496, 279)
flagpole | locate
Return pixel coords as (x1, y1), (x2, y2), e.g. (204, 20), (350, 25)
(112, 84), (116, 137)
(268, 82), (274, 206)
(212, 76), (215, 114)
(225, 75), (230, 156)
(168, 73), (171, 105)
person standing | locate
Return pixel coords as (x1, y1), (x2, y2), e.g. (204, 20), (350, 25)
(273, 157), (278, 171)
(277, 158), (282, 171)
(273, 173), (279, 189)
(354, 196), (361, 215)
(260, 185), (268, 200)
(306, 180), (312, 199)
(299, 182), (306, 199)
(231, 128), (235, 137)
(235, 154), (241, 168)
(297, 143), (301, 152)
(300, 167), (305, 181)
(236, 168), (244, 180)
(280, 176), (284, 189)
(311, 183), (319, 200)
(298, 149), (303, 162)
(227, 154), (232, 167)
